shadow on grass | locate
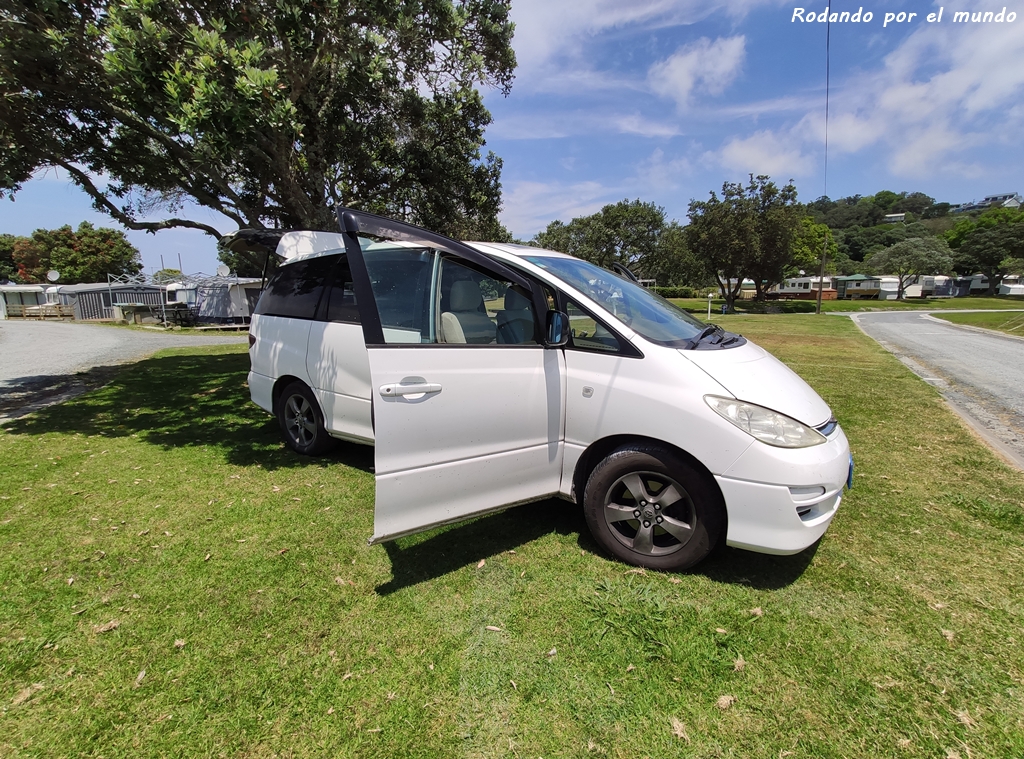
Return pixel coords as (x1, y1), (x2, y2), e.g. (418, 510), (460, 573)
(1, 350), (373, 473)
(378, 497), (819, 594)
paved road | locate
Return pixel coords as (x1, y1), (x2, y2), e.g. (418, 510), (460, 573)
(0, 320), (247, 419)
(851, 311), (1024, 468)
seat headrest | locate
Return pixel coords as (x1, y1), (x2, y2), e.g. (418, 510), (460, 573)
(504, 287), (531, 311)
(450, 280), (482, 311)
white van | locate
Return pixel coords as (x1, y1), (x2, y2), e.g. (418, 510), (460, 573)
(240, 209), (852, 571)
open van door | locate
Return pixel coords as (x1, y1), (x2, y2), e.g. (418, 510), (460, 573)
(337, 209), (566, 544)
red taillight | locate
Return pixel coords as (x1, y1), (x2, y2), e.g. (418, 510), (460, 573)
(248, 332), (256, 348)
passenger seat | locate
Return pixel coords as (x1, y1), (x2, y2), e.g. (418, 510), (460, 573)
(440, 280), (496, 344)
(496, 288), (535, 344)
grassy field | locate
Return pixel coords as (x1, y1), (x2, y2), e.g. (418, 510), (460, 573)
(932, 310), (1024, 337)
(2, 321), (1024, 758)
(670, 295), (1024, 315)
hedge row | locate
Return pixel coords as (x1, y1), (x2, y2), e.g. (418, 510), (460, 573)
(651, 286), (699, 299)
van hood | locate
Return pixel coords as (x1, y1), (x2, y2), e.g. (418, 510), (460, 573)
(679, 341), (833, 427)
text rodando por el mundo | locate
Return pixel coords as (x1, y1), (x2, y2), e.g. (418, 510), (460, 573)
(792, 7), (1017, 26)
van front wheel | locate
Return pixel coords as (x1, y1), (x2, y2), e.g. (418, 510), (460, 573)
(583, 445), (724, 571)
(275, 381), (336, 456)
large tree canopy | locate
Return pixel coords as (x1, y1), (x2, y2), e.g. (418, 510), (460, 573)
(1, 0), (515, 246)
(868, 237), (953, 300)
(533, 200), (667, 278)
(9, 222), (142, 284)
(685, 175), (800, 310)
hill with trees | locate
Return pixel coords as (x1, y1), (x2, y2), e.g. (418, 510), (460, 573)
(532, 184), (1022, 306)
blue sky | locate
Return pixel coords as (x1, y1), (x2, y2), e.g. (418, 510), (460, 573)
(2, 0), (1022, 275)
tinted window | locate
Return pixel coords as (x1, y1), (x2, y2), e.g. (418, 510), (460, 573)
(324, 256), (359, 323)
(255, 255), (338, 319)
(363, 246), (436, 343)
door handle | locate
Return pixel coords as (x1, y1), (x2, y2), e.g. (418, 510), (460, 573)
(379, 382), (442, 398)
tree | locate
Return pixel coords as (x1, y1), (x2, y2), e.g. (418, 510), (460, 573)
(685, 182), (755, 312)
(868, 238), (953, 300)
(892, 191), (935, 216)
(653, 222), (715, 288)
(944, 207), (1024, 293)
(153, 268), (182, 283)
(533, 200), (667, 277)
(788, 217), (840, 278)
(958, 226), (1024, 295)
(685, 175), (800, 309)
(1, 0), (516, 265)
(10, 223), (141, 284)
(0, 233), (27, 282)
(743, 176), (801, 299)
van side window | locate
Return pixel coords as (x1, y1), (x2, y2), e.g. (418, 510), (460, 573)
(359, 244), (538, 346)
(565, 299), (624, 354)
(438, 257), (537, 345)
(324, 256), (359, 323)
(254, 254), (338, 319)
(363, 247), (436, 343)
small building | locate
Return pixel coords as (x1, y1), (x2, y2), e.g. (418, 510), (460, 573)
(952, 192), (1021, 213)
(0, 284), (46, 319)
(49, 282), (167, 321)
(878, 276), (901, 300)
(883, 213), (906, 224)
(177, 275), (264, 324)
(718, 278), (758, 299)
(834, 274), (881, 299)
(773, 276), (837, 300)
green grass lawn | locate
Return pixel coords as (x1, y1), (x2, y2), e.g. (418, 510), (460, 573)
(670, 295), (1024, 315)
(2, 323), (1023, 757)
(932, 310), (1024, 337)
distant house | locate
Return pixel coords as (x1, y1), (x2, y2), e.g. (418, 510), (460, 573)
(883, 212), (906, 224)
(953, 192), (1022, 213)
(774, 276), (837, 300)
(0, 284), (46, 319)
(170, 274), (264, 324)
(49, 282), (166, 321)
(1000, 281), (1024, 296)
(833, 274), (881, 299)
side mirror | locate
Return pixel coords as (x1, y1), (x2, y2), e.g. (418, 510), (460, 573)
(546, 310), (570, 347)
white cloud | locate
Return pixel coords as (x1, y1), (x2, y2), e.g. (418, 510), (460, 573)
(612, 114), (682, 138)
(648, 36), (747, 106)
(790, 20), (1024, 177)
(508, 0), (779, 92)
(490, 109), (681, 140)
(631, 148), (693, 190)
(716, 130), (814, 177)
(499, 179), (616, 237)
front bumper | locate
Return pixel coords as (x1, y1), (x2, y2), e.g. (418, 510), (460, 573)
(718, 426), (851, 555)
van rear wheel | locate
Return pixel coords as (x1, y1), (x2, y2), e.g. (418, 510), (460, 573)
(276, 381), (336, 456)
(583, 444), (724, 571)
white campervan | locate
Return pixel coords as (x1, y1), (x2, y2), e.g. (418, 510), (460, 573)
(240, 209), (852, 571)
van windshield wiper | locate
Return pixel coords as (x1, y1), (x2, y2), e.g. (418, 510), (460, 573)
(689, 324), (723, 348)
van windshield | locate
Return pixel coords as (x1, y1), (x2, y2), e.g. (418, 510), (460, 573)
(523, 256), (707, 347)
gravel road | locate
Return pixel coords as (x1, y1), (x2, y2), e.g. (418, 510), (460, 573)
(0, 320), (247, 420)
(851, 310), (1024, 468)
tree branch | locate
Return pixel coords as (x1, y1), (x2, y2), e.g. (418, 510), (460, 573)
(58, 161), (225, 238)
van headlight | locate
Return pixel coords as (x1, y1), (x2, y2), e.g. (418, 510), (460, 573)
(705, 396), (826, 448)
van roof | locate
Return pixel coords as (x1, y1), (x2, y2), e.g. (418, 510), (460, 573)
(275, 231), (569, 263)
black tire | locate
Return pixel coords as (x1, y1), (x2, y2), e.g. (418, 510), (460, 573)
(275, 381), (337, 456)
(583, 444), (725, 571)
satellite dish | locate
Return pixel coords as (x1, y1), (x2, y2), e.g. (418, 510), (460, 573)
(216, 265), (231, 277)
(46, 270), (60, 282)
